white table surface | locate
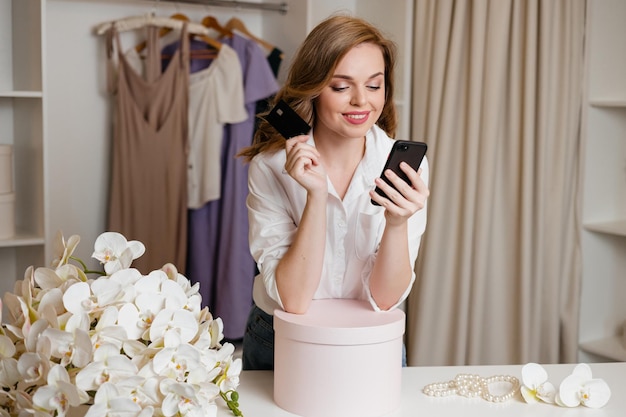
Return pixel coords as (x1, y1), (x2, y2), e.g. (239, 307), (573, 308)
(220, 362), (626, 416)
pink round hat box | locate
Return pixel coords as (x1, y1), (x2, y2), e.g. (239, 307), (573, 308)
(273, 299), (405, 417)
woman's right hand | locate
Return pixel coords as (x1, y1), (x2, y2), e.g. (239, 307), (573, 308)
(284, 135), (328, 195)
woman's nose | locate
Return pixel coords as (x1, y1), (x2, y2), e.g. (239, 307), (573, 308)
(350, 87), (367, 106)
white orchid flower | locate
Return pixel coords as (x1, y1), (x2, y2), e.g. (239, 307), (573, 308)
(16, 352), (50, 385)
(34, 266), (83, 291)
(92, 306), (127, 351)
(218, 357), (242, 393)
(159, 277), (202, 319)
(41, 327), (92, 368)
(160, 379), (206, 417)
(135, 270), (188, 311)
(117, 302), (147, 341)
(90, 276), (124, 308)
(185, 294), (203, 320)
(521, 362), (556, 403)
(160, 263), (179, 280)
(161, 263), (201, 300)
(23, 319), (50, 356)
(0, 335), (20, 387)
(50, 231), (81, 269)
(2, 292), (33, 340)
(9, 389), (44, 417)
(215, 341), (235, 364)
(54, 263), (88, 284)
(149, 309), (198, 344)
(0, 334), (16, 359)
(210, 318), (225, 348)
(117, 271), (170, 341)
(161, 279), (191, 311)
(33, 288), (64, 326)
(84, 381), (142, 417)
(153, 343), (202, 382)
(115, 375), (161, 410)
(107, 268), (142, 303)
(556, 363), (611, 408)
(194, 385), (219, 417)
(92, 232), (145, 275)
(75, 344), (138, 392)
(32, 364), (89, 416)
(62, 282), (95, 333)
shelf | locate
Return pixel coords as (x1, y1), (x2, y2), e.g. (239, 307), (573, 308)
(0, 91), (43, 98)
(589, 99), (626, 108)
(583, 220), (626, 237)
(0, 233), (45, 248)
(580, 336), (626, 362)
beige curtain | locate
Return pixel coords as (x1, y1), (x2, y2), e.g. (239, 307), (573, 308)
(407, 0), (587, 365)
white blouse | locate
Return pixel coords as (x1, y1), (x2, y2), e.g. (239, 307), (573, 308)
(247, 125), (429, 314)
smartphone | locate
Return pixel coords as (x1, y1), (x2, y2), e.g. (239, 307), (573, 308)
(371, 140), (428, 205)
(263, 99), (311, 139)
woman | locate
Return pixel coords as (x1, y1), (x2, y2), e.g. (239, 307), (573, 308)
(238, 14), (430, 370)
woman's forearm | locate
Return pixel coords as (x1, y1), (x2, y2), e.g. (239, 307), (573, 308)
(275, 192), (327, 314)
(369, 221), (413, 310)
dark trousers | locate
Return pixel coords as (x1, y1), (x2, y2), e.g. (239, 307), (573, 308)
(242, 304), (275, 370)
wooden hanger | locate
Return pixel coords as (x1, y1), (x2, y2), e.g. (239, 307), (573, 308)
(95, 13), (222, 55)
(192, 32), (223, 52)
(95, 13), (213, 36)
(225, 17), (275, 53)
(134, 13), (189, 53)
(202, 15), (232, 38)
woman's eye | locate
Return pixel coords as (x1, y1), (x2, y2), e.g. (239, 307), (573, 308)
(331, 86), (349, 92)
(367, 85), (382, 91)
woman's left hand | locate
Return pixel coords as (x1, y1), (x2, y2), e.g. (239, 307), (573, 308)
(370, 162), (430, 225)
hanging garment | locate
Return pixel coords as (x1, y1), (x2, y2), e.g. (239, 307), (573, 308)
(187, 43), (248, 207)
(187, 32), (279, 340)
(255, 46), (284, 127)
(106, 24), (190, 274)
(161, 39), (248, 207)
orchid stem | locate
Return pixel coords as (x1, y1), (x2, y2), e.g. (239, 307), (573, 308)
(69, 256), (106, 276)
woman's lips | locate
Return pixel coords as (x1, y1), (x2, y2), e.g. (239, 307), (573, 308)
(343, 112), (370, 125)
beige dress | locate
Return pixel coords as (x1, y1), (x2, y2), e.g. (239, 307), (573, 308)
(106, 23), (189, 274)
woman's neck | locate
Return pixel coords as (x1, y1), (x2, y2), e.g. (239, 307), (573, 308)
(314, 134), (366, 200)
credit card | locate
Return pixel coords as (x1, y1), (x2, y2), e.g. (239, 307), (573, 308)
(263, 99), (311, 139)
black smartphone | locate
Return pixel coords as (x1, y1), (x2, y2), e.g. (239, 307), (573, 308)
(262, 99), (311, 139)
(371, 140), (428, 205)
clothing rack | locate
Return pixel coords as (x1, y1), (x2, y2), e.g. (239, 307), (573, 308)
(168, 0), (288, 15)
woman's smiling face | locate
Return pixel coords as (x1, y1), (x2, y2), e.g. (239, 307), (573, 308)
(314, 42), (386, 142)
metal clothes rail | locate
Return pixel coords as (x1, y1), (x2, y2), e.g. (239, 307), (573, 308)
(168, 0), (288, 14)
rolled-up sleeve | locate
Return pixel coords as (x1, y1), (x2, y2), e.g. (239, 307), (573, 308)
(247, 156), (296, 310)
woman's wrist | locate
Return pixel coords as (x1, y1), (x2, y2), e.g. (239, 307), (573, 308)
(384, 216), (410, 230)
(307, 189), (328, 205)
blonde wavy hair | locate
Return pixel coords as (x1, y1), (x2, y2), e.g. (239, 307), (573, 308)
(238, 14), (398, 162)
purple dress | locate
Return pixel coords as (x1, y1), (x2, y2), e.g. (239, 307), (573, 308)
(187, 33), (279, 340)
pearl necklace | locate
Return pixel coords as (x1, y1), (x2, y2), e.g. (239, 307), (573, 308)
(422, 373), (520, 403)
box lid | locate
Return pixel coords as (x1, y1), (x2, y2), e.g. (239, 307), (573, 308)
(274, 299), (405, 345)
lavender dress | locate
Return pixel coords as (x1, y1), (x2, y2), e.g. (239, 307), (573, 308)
(187, 33), (279, 340)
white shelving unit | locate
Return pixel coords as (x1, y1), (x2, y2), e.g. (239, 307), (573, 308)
(579, 0), (626, 362)
(0, 0), (46, 300)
